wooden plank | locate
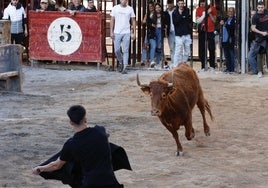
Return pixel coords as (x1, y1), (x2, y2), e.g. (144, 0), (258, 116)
(0, 71), (19, 79)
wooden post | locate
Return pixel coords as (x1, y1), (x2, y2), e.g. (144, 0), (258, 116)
(0, 20), (11, 45)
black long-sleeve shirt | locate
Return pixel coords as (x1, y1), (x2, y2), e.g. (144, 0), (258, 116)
(172, 7), (192, 37)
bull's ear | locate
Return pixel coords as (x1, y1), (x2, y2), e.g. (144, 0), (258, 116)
(140, 86), (150, 95)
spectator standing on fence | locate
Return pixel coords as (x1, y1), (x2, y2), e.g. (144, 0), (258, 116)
(165, 0), (176, 66)
(110, 0), (136, 74)
(141, 1), (155, 66)
(220, 7), (236, 73)
(2, 0), (28, 46)
(248, 1), (268, 78)
(32, 105), (123, 188)
(196, 0), (217, 72)
(172, 0), (192, 68)
(86, 0), (97, 12)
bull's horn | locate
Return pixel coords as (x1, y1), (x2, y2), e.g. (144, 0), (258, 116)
(168, 82), (173, 87)
(136, 74), (148, 87)
(136, 74), (141, 86)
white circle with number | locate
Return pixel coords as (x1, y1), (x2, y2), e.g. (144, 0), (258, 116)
(47, 17), (82, 55)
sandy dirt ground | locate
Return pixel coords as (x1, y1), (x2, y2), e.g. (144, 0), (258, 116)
(1, 64), (268, 188)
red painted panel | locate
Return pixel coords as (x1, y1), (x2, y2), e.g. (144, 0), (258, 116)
(28, 11), (105, 62)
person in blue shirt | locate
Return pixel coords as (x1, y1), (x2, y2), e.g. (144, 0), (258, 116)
(220, 7), (236, 73)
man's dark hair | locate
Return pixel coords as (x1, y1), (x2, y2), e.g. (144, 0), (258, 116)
(67, 105), (86, 125)
(257, 1), (264, 6)
(167, 0), (174, 4)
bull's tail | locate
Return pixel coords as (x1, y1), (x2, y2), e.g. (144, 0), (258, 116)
(205, 99), (214, 121)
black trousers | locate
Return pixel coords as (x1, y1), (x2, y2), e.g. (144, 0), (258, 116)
(198, 31), (216, 69)
(11, 33), (25, 46)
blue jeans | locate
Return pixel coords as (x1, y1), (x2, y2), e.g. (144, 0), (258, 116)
(141, 35), (149, 62)
(168, 31), (176, 64)
(248, 42), (260, 73)
(114, 33), (131, 66)
(149, 38), (156, 63)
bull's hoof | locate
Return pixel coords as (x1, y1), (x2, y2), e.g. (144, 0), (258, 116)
(205, 131), (211, 136)
(176, 151), (184, 156)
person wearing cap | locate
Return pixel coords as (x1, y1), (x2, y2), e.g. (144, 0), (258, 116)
(32, 105), (124, 188)
(2, 0), (28, 45)
(36, 0), (49, 12)
(36, 0), (57, 11)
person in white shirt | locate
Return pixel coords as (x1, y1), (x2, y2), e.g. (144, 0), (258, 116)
(166, 0), (176, 66)
(110, 0), (136, 74)
(2, 0), (28, 45)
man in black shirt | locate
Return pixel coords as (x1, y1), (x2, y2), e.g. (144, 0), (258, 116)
(248, 1), (268, 77)
(32, 105), (123, 188)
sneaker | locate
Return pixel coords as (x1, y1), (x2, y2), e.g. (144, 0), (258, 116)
(141, 61), (146, 66)
(121, 69), (127, 74)
(154, 64), (162, 69)
(164, 65), (170, 70)
(248, 71), (257, 75)
(117, 61), (123, 72)
(257, 71), (263, 78)
(200, 68), (206, 72)
(150, 61), (156, 68)
(210, 67), (215, 73)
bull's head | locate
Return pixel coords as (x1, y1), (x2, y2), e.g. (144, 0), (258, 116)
(137, 74), (174, 116)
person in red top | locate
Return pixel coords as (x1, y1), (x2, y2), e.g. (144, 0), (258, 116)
(196, 0), (217, 71)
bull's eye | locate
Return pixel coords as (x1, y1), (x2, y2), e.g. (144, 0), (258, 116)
(162, 92), (166, 98)
(150, 92), (153, 97)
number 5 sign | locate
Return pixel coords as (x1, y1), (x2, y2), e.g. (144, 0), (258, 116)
(47, 17), (82, 55)
(28, 11), (105, 63)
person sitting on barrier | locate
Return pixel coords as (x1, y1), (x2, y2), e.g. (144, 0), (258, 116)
(86, 0), (97, 12)
(67, 0), (87, 15)
(2, 0), (28, 46)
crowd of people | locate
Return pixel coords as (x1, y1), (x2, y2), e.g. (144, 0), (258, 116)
(1, 0), (268, 77)
(139, 0), (268, 78)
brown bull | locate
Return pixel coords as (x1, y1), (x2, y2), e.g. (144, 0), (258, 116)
(137, 63), (214, 156)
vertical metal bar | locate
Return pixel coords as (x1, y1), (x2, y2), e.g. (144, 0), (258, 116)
(219, 0), (223, 70)
(190, 0), (193, 68)
(132, 0), (136, 67)
(161, 0), (164, 67)
(137, 0), (142, 63)
(235, 0), (241, 73)
(204, 0), (208, 70)
(240, 0), (247, 73)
